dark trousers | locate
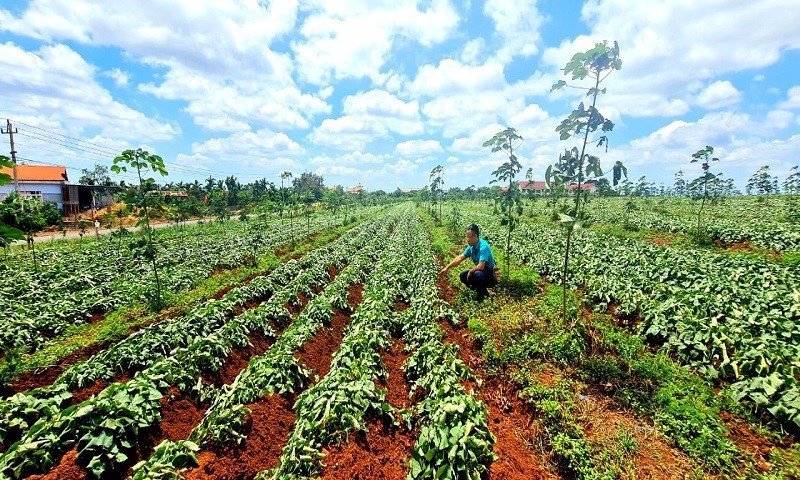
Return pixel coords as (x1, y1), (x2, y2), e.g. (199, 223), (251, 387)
(460, 269), (494, 300)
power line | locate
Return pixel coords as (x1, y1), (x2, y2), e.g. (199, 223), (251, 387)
(16, 131), (118, 158)
(8, 117), (285, 182)
(11, 120), (122, 156)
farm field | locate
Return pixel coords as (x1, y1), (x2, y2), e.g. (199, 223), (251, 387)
(0, 201), (798, 479)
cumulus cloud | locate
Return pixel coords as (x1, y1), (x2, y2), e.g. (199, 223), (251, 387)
(309, 90), (423, 149)
(292, 0), (460, 85)
(0, 42), (179, 144)
(695, 81), (742, 109)
(779, 86), (800, 109)
(483, 0), (545, 63)
(0, 0), (300, 80)
(396, 139), (443, 156)
(409, 59), (507, 97)
(140, 69), (331, 132)
(106, 68), (129, 87)
(765, 110), (794, 130)
(540, 0), (800, 118)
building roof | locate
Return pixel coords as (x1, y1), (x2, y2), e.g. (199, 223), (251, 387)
(518, 180), (548, 190)
(567, 183), (596, 190)
(0, 164), (68, 182)
(346, 184), (364, 194)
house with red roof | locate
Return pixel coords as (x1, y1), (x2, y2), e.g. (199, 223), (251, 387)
(0, 164), (69, 210)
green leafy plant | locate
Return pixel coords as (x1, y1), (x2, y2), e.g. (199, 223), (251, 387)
(0, 156), (25, 253)
(112, 148), (169, 310)
(429, 164), (444, 222)
(547, 40), (624, 322)
(689, 146), (720, 237)
(484, 126), (524, 276)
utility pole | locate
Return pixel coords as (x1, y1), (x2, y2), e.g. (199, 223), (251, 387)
(1, 119), (19, 192)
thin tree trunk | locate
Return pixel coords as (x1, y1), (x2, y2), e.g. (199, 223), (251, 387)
(151, 256), (162, 308)
(30, 236), (38, 273)
(562, 228), (573, 323)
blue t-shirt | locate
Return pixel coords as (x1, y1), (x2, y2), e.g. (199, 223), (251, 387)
(462, 238), (496, 269)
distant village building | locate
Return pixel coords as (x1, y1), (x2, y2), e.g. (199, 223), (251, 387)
(0, 164), (114, 215)
(517, 180), (548, 195)
(346, 184), (364, 194)
(156, 190), (188, 198)
(506, 180), (597, 195)
(0, 164), (69, 210)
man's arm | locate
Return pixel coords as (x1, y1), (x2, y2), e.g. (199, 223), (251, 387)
(440, 254), (466, 274)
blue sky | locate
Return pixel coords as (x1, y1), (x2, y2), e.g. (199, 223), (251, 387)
(1, 0), (799, 192)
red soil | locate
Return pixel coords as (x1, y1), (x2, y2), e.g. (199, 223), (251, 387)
(436, 260), (555, 479)
(578, 395), (694, 480)
(378, 339), (412, 410)
(184, 394), (296, 480)
(480, 378), (555, 479)
(318, 418), (415, 480)
(721, 411), (789, 473)
(284, 292), (309, 316)
(184, 283), (360, 478)
(70, 379), (110, 406)
(157, 387), (208, 444)
(295, 304), (351, 381)
(348, 283), (364, 310)
(28, 448), (86, 480)
(7, 341), (110, 394)
(29, 387), (207, 480)
(205, 333), (274, 387)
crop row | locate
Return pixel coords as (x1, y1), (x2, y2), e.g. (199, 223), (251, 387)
(130, 208), (496, 480)
(0, 218), (389, 479)
(475, 212), (800, 430)
(582, 199), (800, 251)
(0, 208), (378, 356)
(265, 209), (495, 480)
(131, 215), (384, 479)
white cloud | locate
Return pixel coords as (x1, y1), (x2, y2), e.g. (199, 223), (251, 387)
(0, 42), (179, 144)
(309, 116), (389, 151)
(460, 38), (486, 65)
(396, 139), (443, 156)
(192, 130), (304, 158)
(342, 90), (423, 135)
(292, 0), (460, 85)
(539, 0), (800, 118)
(410, 59), (506, 97)
(765, 110), (794, 130)
(779, 86), (800, 110)
(310, 152), (422, 189)
(695, 81), (742, 109)
(483, 0), (545, 63)
(309, 152), (388, 167)
(106, 68), (129, 87)
(140, 69), (331, 132)
(0, 0), (300, 81)
(309, 89), (423, 150)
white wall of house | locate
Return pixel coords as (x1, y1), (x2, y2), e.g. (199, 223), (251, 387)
(0, 182), (64, 210)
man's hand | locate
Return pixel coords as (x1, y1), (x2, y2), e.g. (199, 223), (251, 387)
(466, 269), (473, 280)
(439, 266), (448, 274)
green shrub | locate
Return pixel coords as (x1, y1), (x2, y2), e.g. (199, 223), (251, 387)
(549, 327), (586, 364)
(582, 355), (625, 383)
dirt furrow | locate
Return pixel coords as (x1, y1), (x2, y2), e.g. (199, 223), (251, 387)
(318, 335), (416, 480)
(182, 283), (363, 479)
(436, 270), (555, 480)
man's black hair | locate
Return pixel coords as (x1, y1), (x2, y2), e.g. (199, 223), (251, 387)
(467, 223), (480, 236)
